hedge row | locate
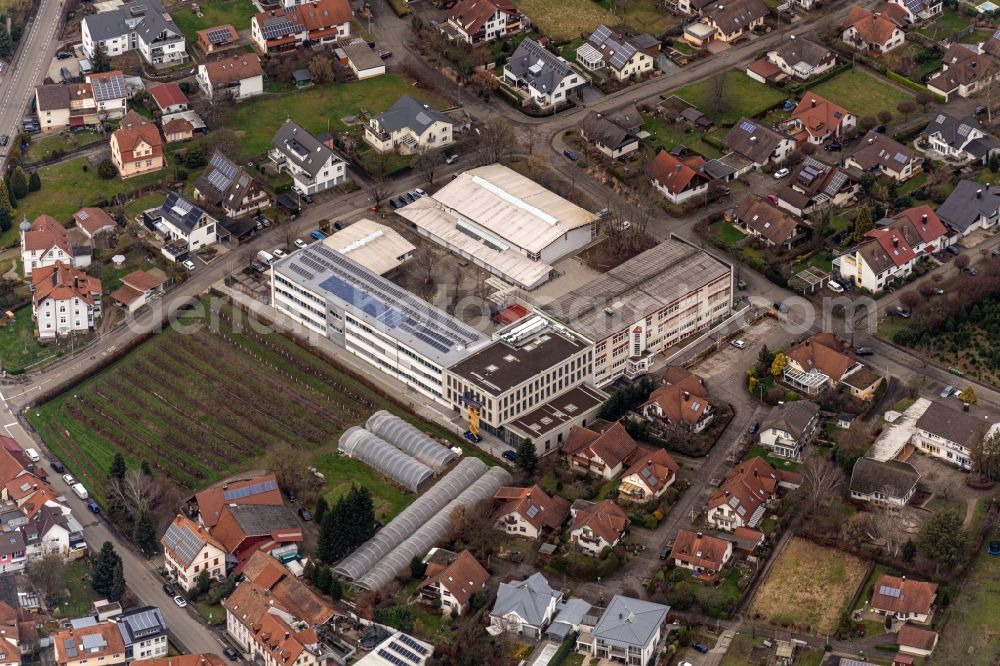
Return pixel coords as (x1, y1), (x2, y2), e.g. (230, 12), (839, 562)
(387, 0), (412, 17)
(785, 60), (853, 95)
(886, 70), (946, 103)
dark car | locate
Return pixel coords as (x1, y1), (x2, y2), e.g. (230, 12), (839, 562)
(747, 421), (760, 435)
(874, 124), (887, 133)
(50, 460), (65, 473)
(379, 50), (393, 59)
(501, 449), (517, 462)
(223, 647), (239, 662)
(298, 507), (312, 521)
(374, 520), (384, 531)
(390, 198), (400, 209)
(659, 548), (669, 560)
(693, 643), (709, 654)
(334, 221), (344, 230)
(302, 194), (314, 204)
(87, 501), (101, 514)
(0, 135), (8, 147)
(964, 266), (978, 276)
(773, 302), (789, 314)
(563, 149), (579, 161)
(56, 51), (73, 60)
(855, 347), (874, 356)
(946, 245), (961, 255)
(286, 489), (298, 503)
(163, 583), (176, 596)
(59, 67), (73, 81)
(824, 142), (842, 152)
(977, 105), (989, 116)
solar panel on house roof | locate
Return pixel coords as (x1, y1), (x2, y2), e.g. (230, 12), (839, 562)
(879, 585), (901, 598)
(162, 521), (204, 564)
(92, 77), (126, 102)
(526, 504), (540, 519)
(592, 25), (613, 43)
(63, 640), (78, 659)
(739, 120), (757, 133)
(958, 124), (972, 136)
(261, 17), (297, 39)
(377, 650), (409, 666)
(206, 27), (233, 43)
(387, 640), (422, 663)
(894, 152), (908, 163)
(397, 634), (429, 655)
(81, 634), (107, 650)
(223, 478), (278, 501)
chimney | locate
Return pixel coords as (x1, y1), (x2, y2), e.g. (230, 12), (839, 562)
(922, 214), (928, 224)
(978, 189), (983, 198)
(893, 237), (899, 248)
(696, 532), (703, 537)
(811, 98), (816, 108)
(223, 484), (228, 490)
(683, 391), (690, 398)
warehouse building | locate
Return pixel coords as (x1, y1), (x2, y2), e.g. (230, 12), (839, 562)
(396, 164), (598, 290)
(542, 239), (733, 386)
(322, 219), (415, 276)
(270, 244), (489, 406)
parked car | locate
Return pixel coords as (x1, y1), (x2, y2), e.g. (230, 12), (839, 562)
(389, 198), (400, 209)
(182, 260), (196, 271)
(334, 221), (344, 230)
(501, 449), (517, 462)
(824, 142), (842, 152)
(946, 245), (961, 255)
(747, 421), (760, 435)
(87, 501), (101, 514)
(286, 489), (298, 503)
(659, 548), (669, 560)
(62, 473), (76, 485)
(163, 583), (176, 596)
(445, 153), (459, 164)
(964, 266), (978, 276)
(941, 385), (955, 398)
(173, 596), (188, 608)
(773, 167), (790, 179)
(415, 188), (427, 197)
(692, 643), (709, 654)
(0, 135), (8, 147)
(50, 460), (65, 473)
(730, 339), (747, 349)
(23, 448), (39, 462)
(403, 192), (416, 203)
(59, 67), (72, 81)
(563, 149), (579, 161)
(773, 302), (789, 313)
(379, 50), (393, 59)
(874, 124), (887, 133)
(310, 230), (327, 241)
(895, 305), (911, 318)
(827, 280), (844, 293)
(56, 51), (73, 60)
(977, 105), (988, 116)
(71, 483), (88, 500)
(855, 347), (874, 356)
(273, 248), (287, 259)
(294, 239), (308, 249)
(767, 193), (779, 205)
(223, 647), (239, 661)
(298, 507), (311, 521)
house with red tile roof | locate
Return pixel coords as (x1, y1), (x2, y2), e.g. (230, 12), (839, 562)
(210, 503), (302, 574)
(669, 529), (732, 581)
(706, 457), (799, 531)
(31, 262), (101, 339)
(732, 193), (803, 250)
(197, 24), (240, 53)
(250, 0), (352, 54)
(419, 549), (490, 616)
(241, 551), (339, 626)
(641, 366), (715, 433)
(110, 119), (165, 179)
(896, 625), (938, 657)
(21, 215), (91, 277)
(618, 448), (679, 503)
(148, 83), (189, 114)
(841, 5), (905, 54)
(446, 0), (525, 44)
(196, 54), (264, 102)
(53, 621), (126, 666)
(109, 269), (168, 313)
(191, 474), (284, 528)
(788, 92), (856, 144)
(569, 499), (629, 555)
(784, 332), (883, 399)
(494, 485), (570, 540)
(160, 514), (226, 592)
(562, 421), (641, 479)
(870, 575), (937, 624)
(72, 207), (117, 239)
(844, 130), (923, 182)
(646, 150), (709, 204)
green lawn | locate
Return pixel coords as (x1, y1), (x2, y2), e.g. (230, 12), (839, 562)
(934, 530), (1000, 664)
(312, 450), (412, 523)
(674, 69), (786, 125)
(714, 221), (747, 248)
(808, 69), (913, 121)
(898, 172), (928, 196)
(619, 0), (676, 34)
(791, 253), (834, 274)
(222, 75), (453, 157)
(511, 0), (617, 40)
(53, 559), (101, 619)
(169, 0), (256, 42)
(0, 306), (58, 373)
(24, 130), (105, 164)
(915, 10), (972, 40)
(641, 115), (721, 158)
(745, 446), (800, 472)
(124, 192), (164, 222)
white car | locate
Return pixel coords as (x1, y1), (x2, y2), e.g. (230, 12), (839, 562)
(827, 280), (844, 293)
(62, 473), (76, 485)
(414, 188), (427, 197)
(182, 260), (196, 271)
(773, 167), (790, 179)
(173, 596), (188, 608)
(273, 248), (287, 259)
(294, 239), (308, 249)
(23, 448), (39, 462)
(731, 339), (747, 349)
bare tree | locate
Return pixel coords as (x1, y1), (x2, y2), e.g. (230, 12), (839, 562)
(450, 499), (502, 558)
(410, 248), (436, 299)
(799, 457), (845, 515)
(871, 494), (904, 557)
(413, 150), (444, 185)
(365, 153), (393, 210)
(308, 54), (335, 84)
(709, 72), (728, 116)
(108, 469), (162, 518)
(27, 553), (64, 598)
(477, 118), (515, 165)
(971, 426), (1000, 480)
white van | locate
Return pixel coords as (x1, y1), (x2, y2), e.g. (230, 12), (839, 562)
(71, 483), (89, 500)
(23, 448), (39, 463)
(256, 250), (276, 265)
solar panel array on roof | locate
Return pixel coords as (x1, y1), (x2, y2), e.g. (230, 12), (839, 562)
(879, 584), (901, 598)
(122, 608), (165, 639)
(824, 170), (849, 195)
(398, 634), (430, 655)
(387, 640), (422, 663)
(593, 24), (613, 43)
(63, 639), (78, 658)
(206, 27), (233, 43)
(224, 478), (278, 501)
(82, 634), (107, 650)
(526, 504), (540, 519)
(161, 521), (204, 565)
(893, 152), (908, 163)
(377, 649), (413, 666)
(92, 76), (126, 102)
(739, 120), (757, 133)
(261, 16), (298, 39)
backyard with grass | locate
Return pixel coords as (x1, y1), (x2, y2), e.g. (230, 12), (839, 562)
(0, 306), (58, 374)
(168, 0), (256, 42)
(24, 130), (106, 164)
(914, 9), (972, 40)
(592, 0), (679, 33)
(511, 0), (617, 40)
(808, 69), (914, 122)
(221, 74), (453, 157)
(748, 537), (868, 634)
(934, 530), (1000, 664)
(25, 298), (477, 519)
(53, 559), (100, 619)
(641, 115), (722, 158)
(674, 70), (786, 125)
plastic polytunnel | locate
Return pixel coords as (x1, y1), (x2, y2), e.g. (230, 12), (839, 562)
(333, 457), (488, 580)
(355, 465), (512, 591)
(366, 410), (458, 472)
(338, 426), (434, 494)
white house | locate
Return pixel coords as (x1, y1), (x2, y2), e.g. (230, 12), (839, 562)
(849, 458), (919, 506)
(788, 93), (856, 144)
(766, 37), (836, 79)
(889, 0), (942, 22)
(493, 485), (569, 540)
(568, 500), (629, 555)
(446, 0), (525, 44)
(489, 572), (560, 638)
(197, 54), (264, 102)
(269, 119), (348, 195)
(912, 400), (999, 470)
(870, 574), (937, 624)
(503, 39), (586, 110)
(936, 180), (1000, 239)
(21, 215), (91, 277)
(669, 529), (733, 580)
(250, 0), (352, 54)
(117, 607), (168, 661)
(81, 0), (187, 67)
(418, 549), (489, 617)
(576, 25), (655, 81)
(143, 193), (218, 251)
(618, 449), (679, 503)
(646, 150), (709, 204)
(844, 131), (923, 182)
(920, 113), (997, 162)
(160, 514), (227, 592)
(32, 262), (101, 339)
(841, 5), (905, 54)
(758, 400), (820, 460)
(364, 96), (453, 154)
(576, 596), (668, 665)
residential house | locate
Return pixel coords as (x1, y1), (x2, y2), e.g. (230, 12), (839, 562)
(20, 503), (87, 558)
(774, 157), (857, 217)
(269, 119), (348, 194)
(32, 262), (102, 339)
(580, 105), (641, 159)
(116, 607), (167, 660)
(446, 0), (524, 44)
(418, 549), (489, 616)
(354, 632), (432, 665)
(337, 39), (387, 80)
(889, 0), (942, 22)
(34, 72), (129, 133)
(250, 0), (352, 54)
(870, 575), (937, 624)
(160, 514), (227, 592)
(707, 457), (798, 531)
(196, 54), (264, 101)
(148, 83), (188, 115)
(936, 180), (1000, 239)
(73, 208), (117, 240)
(841, 5), (905, 54)
(193, 152), (273, 219)
(21, 215), (91, 276)
(646, 150), (709, 204)
(911, 399), (995, 470)
(669, 529), (733, 580)
(197, 24), (240, 53)
(562, 422), (640, 480)
(618, 448), (679, 503)
(784, 332), (883, 398)
(209, 503), (302, 573)
(109, 269), (168, 313)
(849, 457), (919, 506)
(143, 193), (218, 251)
(503, 38), (586, 109)
(240, 550), (338, 625)
(489, 572), (560, 637)
(766, 37), (836, 79)
(110, 117), (165, 179)
(641, 366), (715, 433)
(927, 43), (998, 101)
(836, 206), (948, 291)
(746, 58), (783, 83)
(0, 532), (24, 573)
(673, 0), (716, 15)
(576, 25), (655, 81)
(758, 400), (820, 460)
(191, 474), (283, 528)
(723, 118), (796, 168)
(363, 96), (454, 154)
(788, 93), (856, 145)
(493, 485), (570, 539)
(576, 596), (669, 664)
(732, 194), (803, 250)
(0, 602), (19, 666)
(163, 117), (194, 143)
(546, 598), (592, 643)
(920, 113), (999, 163)
(53, 621), (126, 666)
(81, 0), (186, 67)
(569, 499), (629, 555)
(731, 526), (765, 555)
(896, 626), (938, 658)
(844, 131), (923, 181)
(700, 0), (768, 43)
(243, 611), (322, 666)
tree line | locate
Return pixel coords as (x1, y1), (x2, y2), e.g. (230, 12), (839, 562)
(315, 485), (376, 563)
